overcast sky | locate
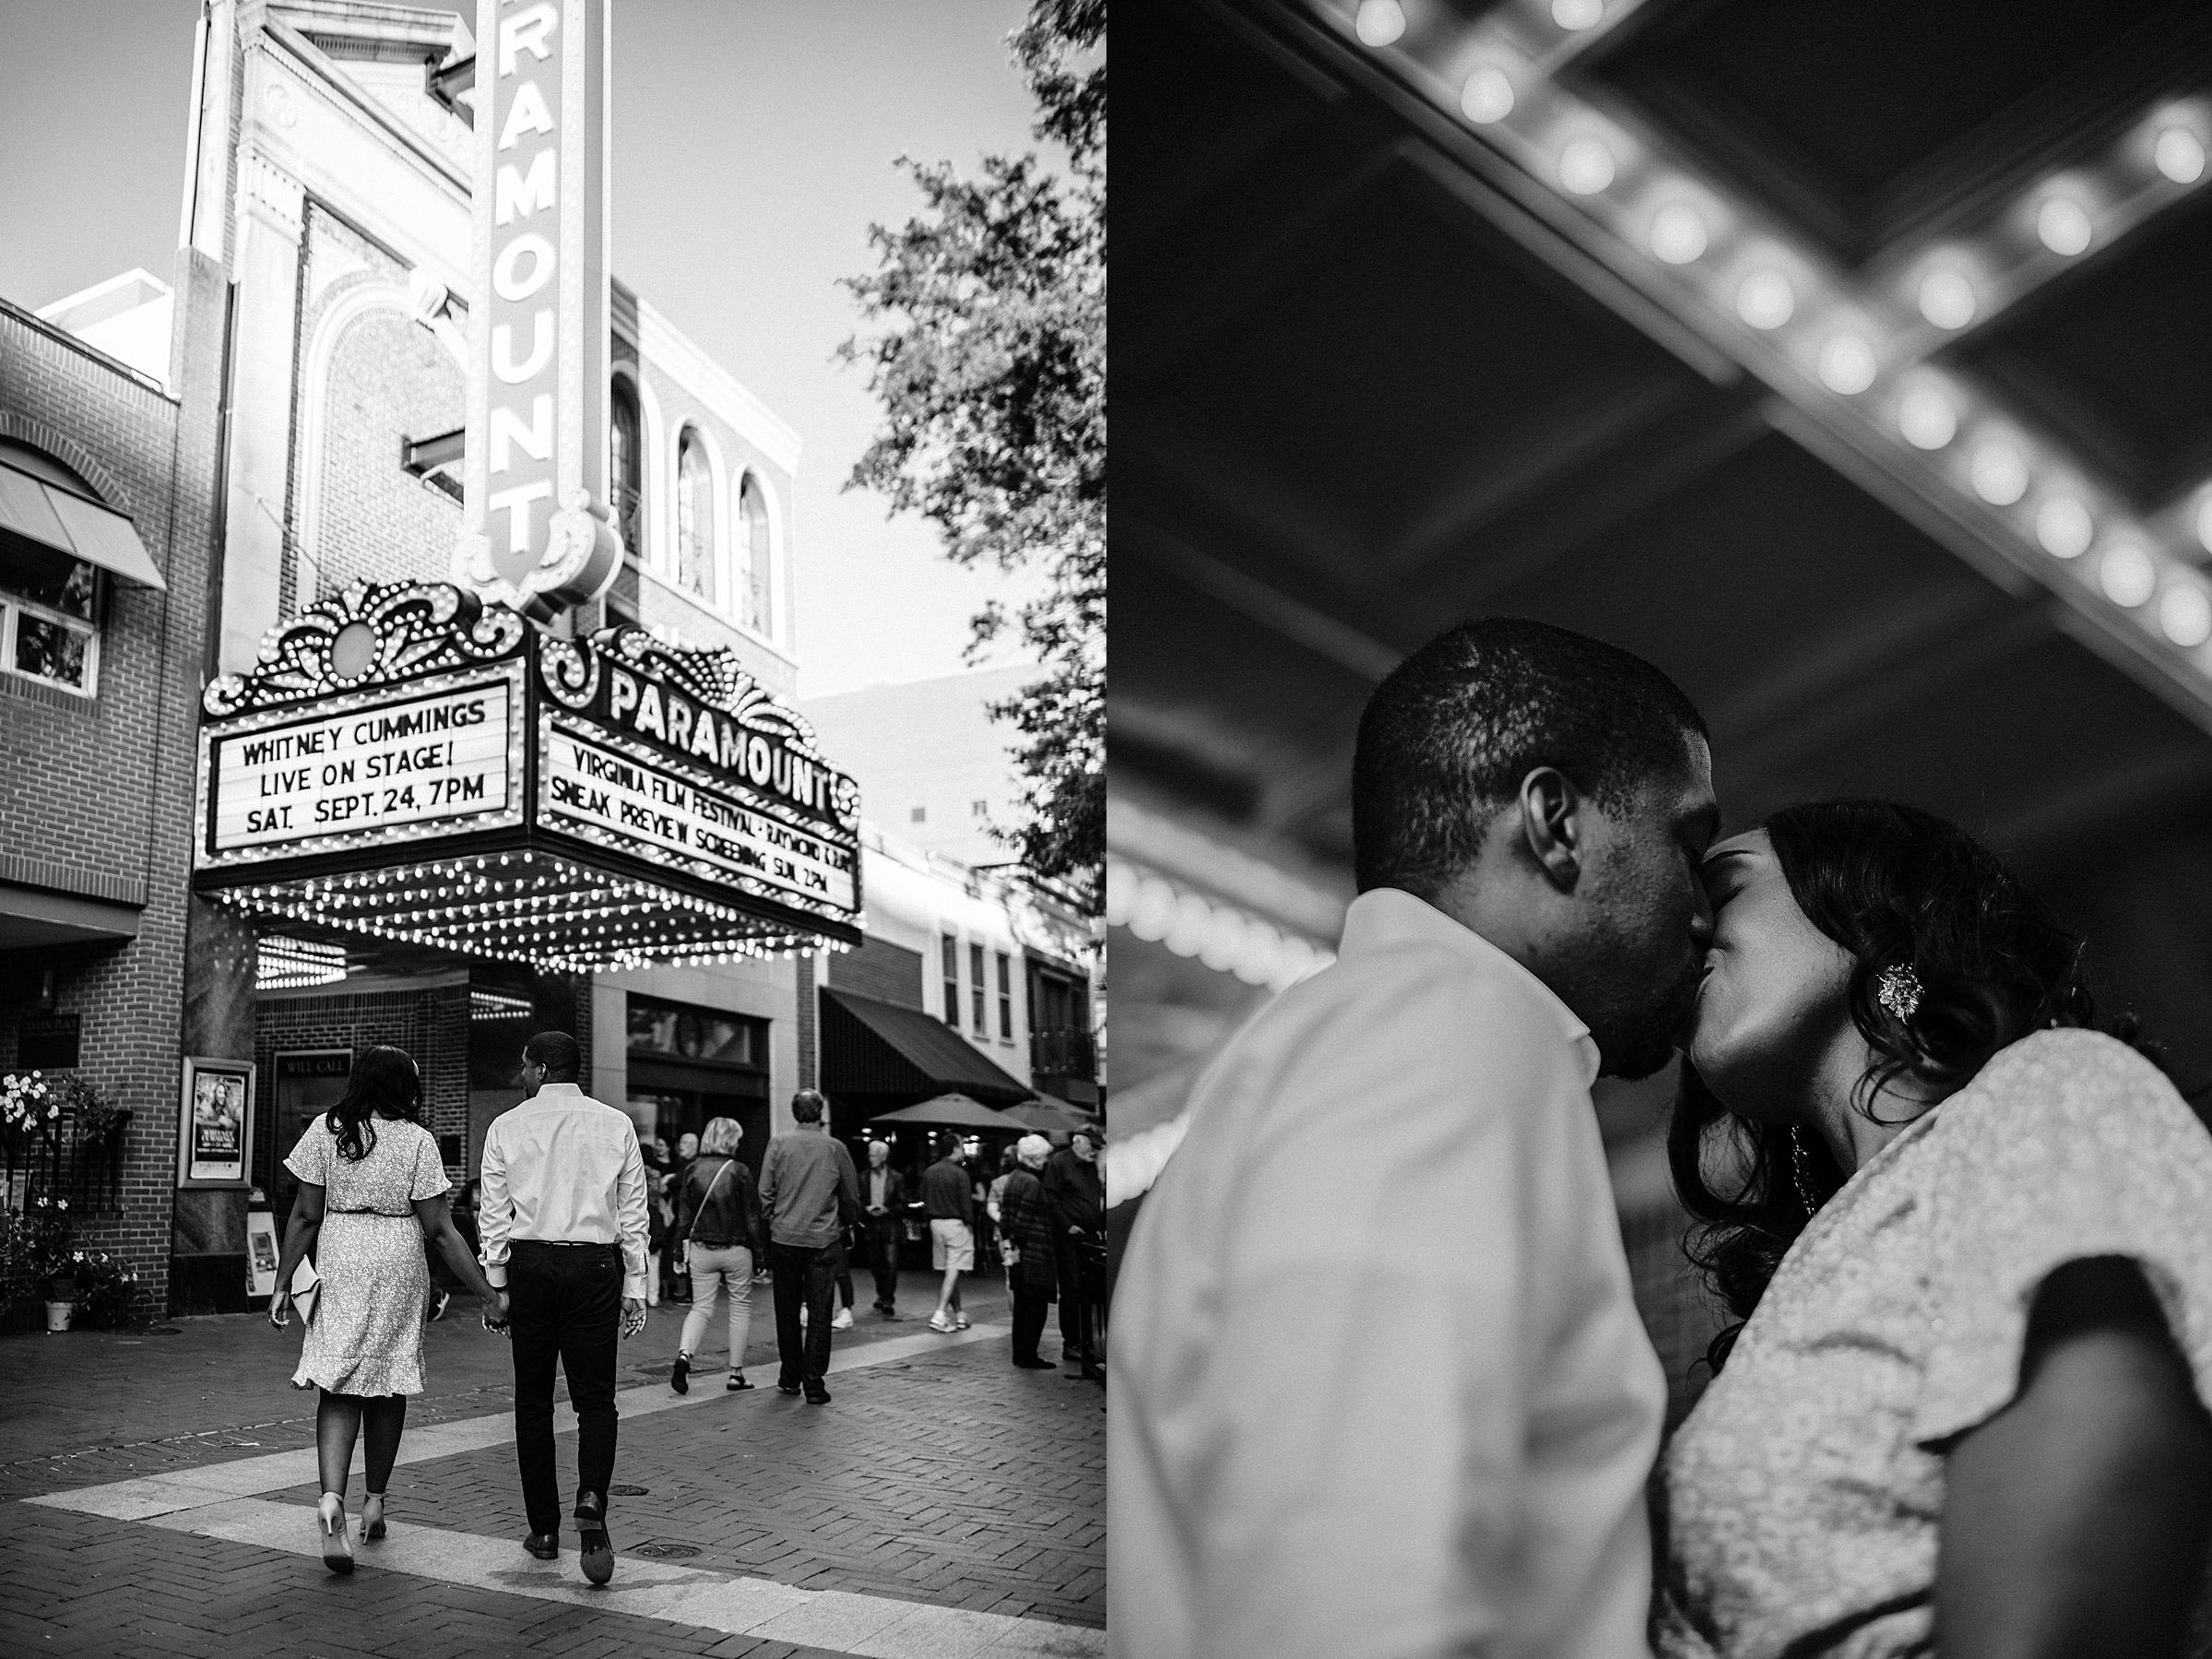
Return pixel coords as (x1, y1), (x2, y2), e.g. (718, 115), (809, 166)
(0, 0), (1047, 698)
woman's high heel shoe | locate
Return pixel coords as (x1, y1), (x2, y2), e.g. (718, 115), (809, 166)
(317, 1493), (354, 1573)
(361, 1492), (386, 1541)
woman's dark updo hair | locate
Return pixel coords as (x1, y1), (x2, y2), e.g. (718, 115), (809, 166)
(325, 1045), (424, 1163)
(1668, 800), (2164, 1372)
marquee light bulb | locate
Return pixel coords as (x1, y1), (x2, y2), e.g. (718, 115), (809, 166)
(1354, 0), (1405, 46)
(1898, 384), (1958, 450)
(1460, 65), (1514, 124)
(2100, 544), (2157, 609)
(1558, 137), (1615, 196)
(1969, 439), (2029, 505)
(2160, 584), (2212, 648)
(1736, 268), (1795, 330)
(1552, 0), (1603, 29)
(2036, 196), (2093, 256)
(1817, 331), (1877, 395)
(1916, 267), (1977, 330)
(2155, 126), (2207, 185)
(1650, 203), (1708, 265)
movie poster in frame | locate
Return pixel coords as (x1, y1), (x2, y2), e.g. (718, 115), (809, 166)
(178, 1058), (256, 1189)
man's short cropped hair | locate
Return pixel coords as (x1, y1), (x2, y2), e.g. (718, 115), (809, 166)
(1353, 617), (1708, 898)
(523, 1031), (581, 1082)
(790, 1089), (827, 1123)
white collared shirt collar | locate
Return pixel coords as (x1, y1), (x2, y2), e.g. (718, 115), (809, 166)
(1337, 886), (1601, 1088)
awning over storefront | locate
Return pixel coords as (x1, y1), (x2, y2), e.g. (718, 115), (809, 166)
(0, 882), (140, 952)
(820, 986), (1034, 1107)
(192, 581), (862, 972)
(0, 459), (167, 589)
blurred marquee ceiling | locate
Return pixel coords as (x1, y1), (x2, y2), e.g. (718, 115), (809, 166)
(1111, 0), (2212, 1108)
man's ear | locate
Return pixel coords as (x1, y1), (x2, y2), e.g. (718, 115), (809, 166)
(1518, 767), (1582, 893)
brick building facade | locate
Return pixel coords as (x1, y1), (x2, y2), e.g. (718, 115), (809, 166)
(0, 295), (219, 1320)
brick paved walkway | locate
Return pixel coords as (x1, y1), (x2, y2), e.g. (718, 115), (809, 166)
(0, 1271), (1102, 1656)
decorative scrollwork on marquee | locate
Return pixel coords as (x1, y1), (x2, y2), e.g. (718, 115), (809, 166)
(589, 626), (834, 759)
(203, 580), (527, 717)
(538, 636), (600, 711)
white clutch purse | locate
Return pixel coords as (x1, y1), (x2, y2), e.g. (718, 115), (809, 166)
(290, 1256), (322, 1324)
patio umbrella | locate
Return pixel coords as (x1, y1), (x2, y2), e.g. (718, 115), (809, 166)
(866, 1093), (1024, 1132)
(1000, 1097), (1091, 1135)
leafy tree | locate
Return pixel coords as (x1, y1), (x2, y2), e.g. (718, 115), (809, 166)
(840, 0), (1105, 902)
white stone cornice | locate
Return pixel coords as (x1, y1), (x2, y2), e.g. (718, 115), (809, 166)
(633, 296), (804, 478)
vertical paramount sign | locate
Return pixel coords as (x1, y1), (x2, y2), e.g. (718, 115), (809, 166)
(452, 0), (623, 621)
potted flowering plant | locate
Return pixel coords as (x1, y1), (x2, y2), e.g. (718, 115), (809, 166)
(67, 1250), (139, 1329)
(23, 1193), (77, 1330)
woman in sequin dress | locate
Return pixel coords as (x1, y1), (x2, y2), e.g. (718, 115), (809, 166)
(268, 1046), (508, 1573)
(1655, 801), (2212, 1657)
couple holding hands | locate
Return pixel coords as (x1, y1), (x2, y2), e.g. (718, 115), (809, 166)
(271, 1031), (650, 1585)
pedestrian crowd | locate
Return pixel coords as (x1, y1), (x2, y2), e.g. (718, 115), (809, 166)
(265, 1032), (1106, 1587)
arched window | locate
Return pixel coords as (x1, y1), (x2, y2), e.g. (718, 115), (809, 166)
(736, 474), (772, 634)
(609, 379), (642, 558)
(675, 430), (714, 603)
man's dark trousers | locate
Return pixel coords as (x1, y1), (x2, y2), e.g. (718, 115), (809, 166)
(1057, 1235), (1092, 1357)
(507, 1240), (621, 1535)
(1011, 1284), (1052, 1364)
(769, 1239), (843, 1388)
(867, 1216), (900, 1308)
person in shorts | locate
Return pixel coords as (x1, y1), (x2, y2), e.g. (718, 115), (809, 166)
(922, 1139), (975, 1333)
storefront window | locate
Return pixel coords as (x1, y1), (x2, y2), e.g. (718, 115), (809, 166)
(626, 994), (762, 1065)
(12, 610), (93, 691)
(625, 994), (772, 1176)
(1, 549), (100, 697)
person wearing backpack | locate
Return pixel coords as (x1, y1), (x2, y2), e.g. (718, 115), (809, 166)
(669, 1117), (766, 1395)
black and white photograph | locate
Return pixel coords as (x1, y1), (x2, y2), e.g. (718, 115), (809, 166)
(1108, 0), (2212, 1655)
(12, 0), (2212, 1653)
(0, 1), (1103, 1653)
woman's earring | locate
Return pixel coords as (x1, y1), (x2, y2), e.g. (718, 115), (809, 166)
(1875, 964), (1922, 1023)
(1789, 1127), (1820, 1216)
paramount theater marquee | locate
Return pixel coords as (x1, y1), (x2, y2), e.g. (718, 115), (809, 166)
(192, 582), (862, 969)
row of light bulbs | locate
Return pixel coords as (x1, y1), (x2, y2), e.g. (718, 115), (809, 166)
(219, 852), (852, 972)
(1105, 856), (1336, 993)
(1334, 0), (2212, 656)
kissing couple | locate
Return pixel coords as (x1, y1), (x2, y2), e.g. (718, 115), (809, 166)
(1110, 617), (2212, 1658)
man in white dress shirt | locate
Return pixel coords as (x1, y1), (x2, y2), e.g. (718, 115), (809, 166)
(1110, 618), (1721, 1659)
(479, 1030), (651, 1584)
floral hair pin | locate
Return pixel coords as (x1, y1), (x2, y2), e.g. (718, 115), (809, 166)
(1875, 964), (1922, 1023)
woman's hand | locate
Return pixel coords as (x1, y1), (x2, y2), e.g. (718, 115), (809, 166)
(481, 1288), (511, 1336)
(268, 1289), (293, 1329)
